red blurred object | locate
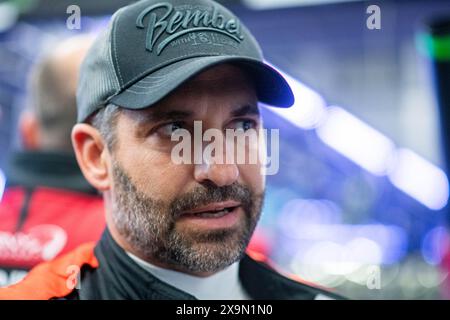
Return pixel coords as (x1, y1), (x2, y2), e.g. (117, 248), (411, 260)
(0, 187), (105, 271)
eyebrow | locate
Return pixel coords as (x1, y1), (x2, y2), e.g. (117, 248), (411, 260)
(230, 105), (260, 117)
(136, 104), (259, 125)
(135, 110), (194, 125)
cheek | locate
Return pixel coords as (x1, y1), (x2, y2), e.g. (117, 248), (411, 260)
(238, 137), (265, 193)
(238, 162), (265, 195)
(116, 145), (193, 201)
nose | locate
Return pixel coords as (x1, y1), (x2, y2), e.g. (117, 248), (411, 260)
(194, 162), (239, 187)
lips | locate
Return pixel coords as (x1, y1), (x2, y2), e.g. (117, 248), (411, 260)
(180, 200), (241, 218)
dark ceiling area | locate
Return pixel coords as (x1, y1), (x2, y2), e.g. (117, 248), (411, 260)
(17, 0), (242, 19)
(11, 0), (438, 19)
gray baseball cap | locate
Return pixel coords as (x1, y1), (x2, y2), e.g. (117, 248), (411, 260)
(77, 0), (295, 123)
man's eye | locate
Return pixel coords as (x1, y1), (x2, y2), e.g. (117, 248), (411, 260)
(157, 122), (185, 137)
(232, 119), (257, 131)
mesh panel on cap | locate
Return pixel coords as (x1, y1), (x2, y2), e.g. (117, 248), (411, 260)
(76, 19), (121, 123)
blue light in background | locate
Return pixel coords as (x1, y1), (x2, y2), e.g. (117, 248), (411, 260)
(316, 106), (396, 176)
(276, 198), (408, 266)
(266, 63), (449, 210)
(389, 149), (449, 210)
(264, 67), (327, 130)
(0, 168), (5, 202)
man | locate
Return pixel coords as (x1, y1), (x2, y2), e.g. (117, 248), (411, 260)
(0, 36), (105, 287)
(0, 0), (341, 299)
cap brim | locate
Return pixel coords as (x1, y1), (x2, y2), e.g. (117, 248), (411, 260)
(109, 56), (294, 110)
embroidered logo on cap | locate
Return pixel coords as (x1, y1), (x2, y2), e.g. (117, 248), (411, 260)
(136, 2), (245, 55)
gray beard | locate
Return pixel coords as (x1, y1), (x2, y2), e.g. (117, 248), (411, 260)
(110, 160), (264, 274)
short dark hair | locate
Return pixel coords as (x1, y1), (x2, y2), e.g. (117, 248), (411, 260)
(89, 103), (121, 151)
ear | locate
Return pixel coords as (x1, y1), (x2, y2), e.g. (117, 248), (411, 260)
(19, 111), (41, 150)
(71, 123), (111, 191)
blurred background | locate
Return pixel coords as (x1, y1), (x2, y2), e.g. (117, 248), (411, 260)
(1, 0), (450, 299)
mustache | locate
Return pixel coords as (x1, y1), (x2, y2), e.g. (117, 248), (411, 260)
(170, 182), (254, 218)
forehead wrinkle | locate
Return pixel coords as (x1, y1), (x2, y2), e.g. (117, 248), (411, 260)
(172, 80), (257, 118)
(157, 87), (256, 120)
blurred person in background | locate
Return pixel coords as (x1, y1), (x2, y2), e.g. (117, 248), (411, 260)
(0, 35), (105, 287)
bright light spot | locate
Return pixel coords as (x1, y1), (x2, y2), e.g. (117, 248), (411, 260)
(263, 63), (327, 130)
(277, 199), (342, 239)
(316, 106), (396, 176)
(346, 238), (383, 265)
(277, 199), (408, 264)
(290, 238), (382, 287)
(388, 149), (449, 210)
(309, 241), (359, 275)
(0, 168), (5, 202)
(354, 224), (407, 264)
(308, 239), (381, 276)
(290, 242), (346, 287)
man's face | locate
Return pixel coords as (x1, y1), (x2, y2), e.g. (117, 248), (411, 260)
(107, 64), (265, 274)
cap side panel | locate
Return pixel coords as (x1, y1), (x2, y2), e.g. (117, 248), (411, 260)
(111, 8), (125, 86)
(76, 20), (121, 122)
